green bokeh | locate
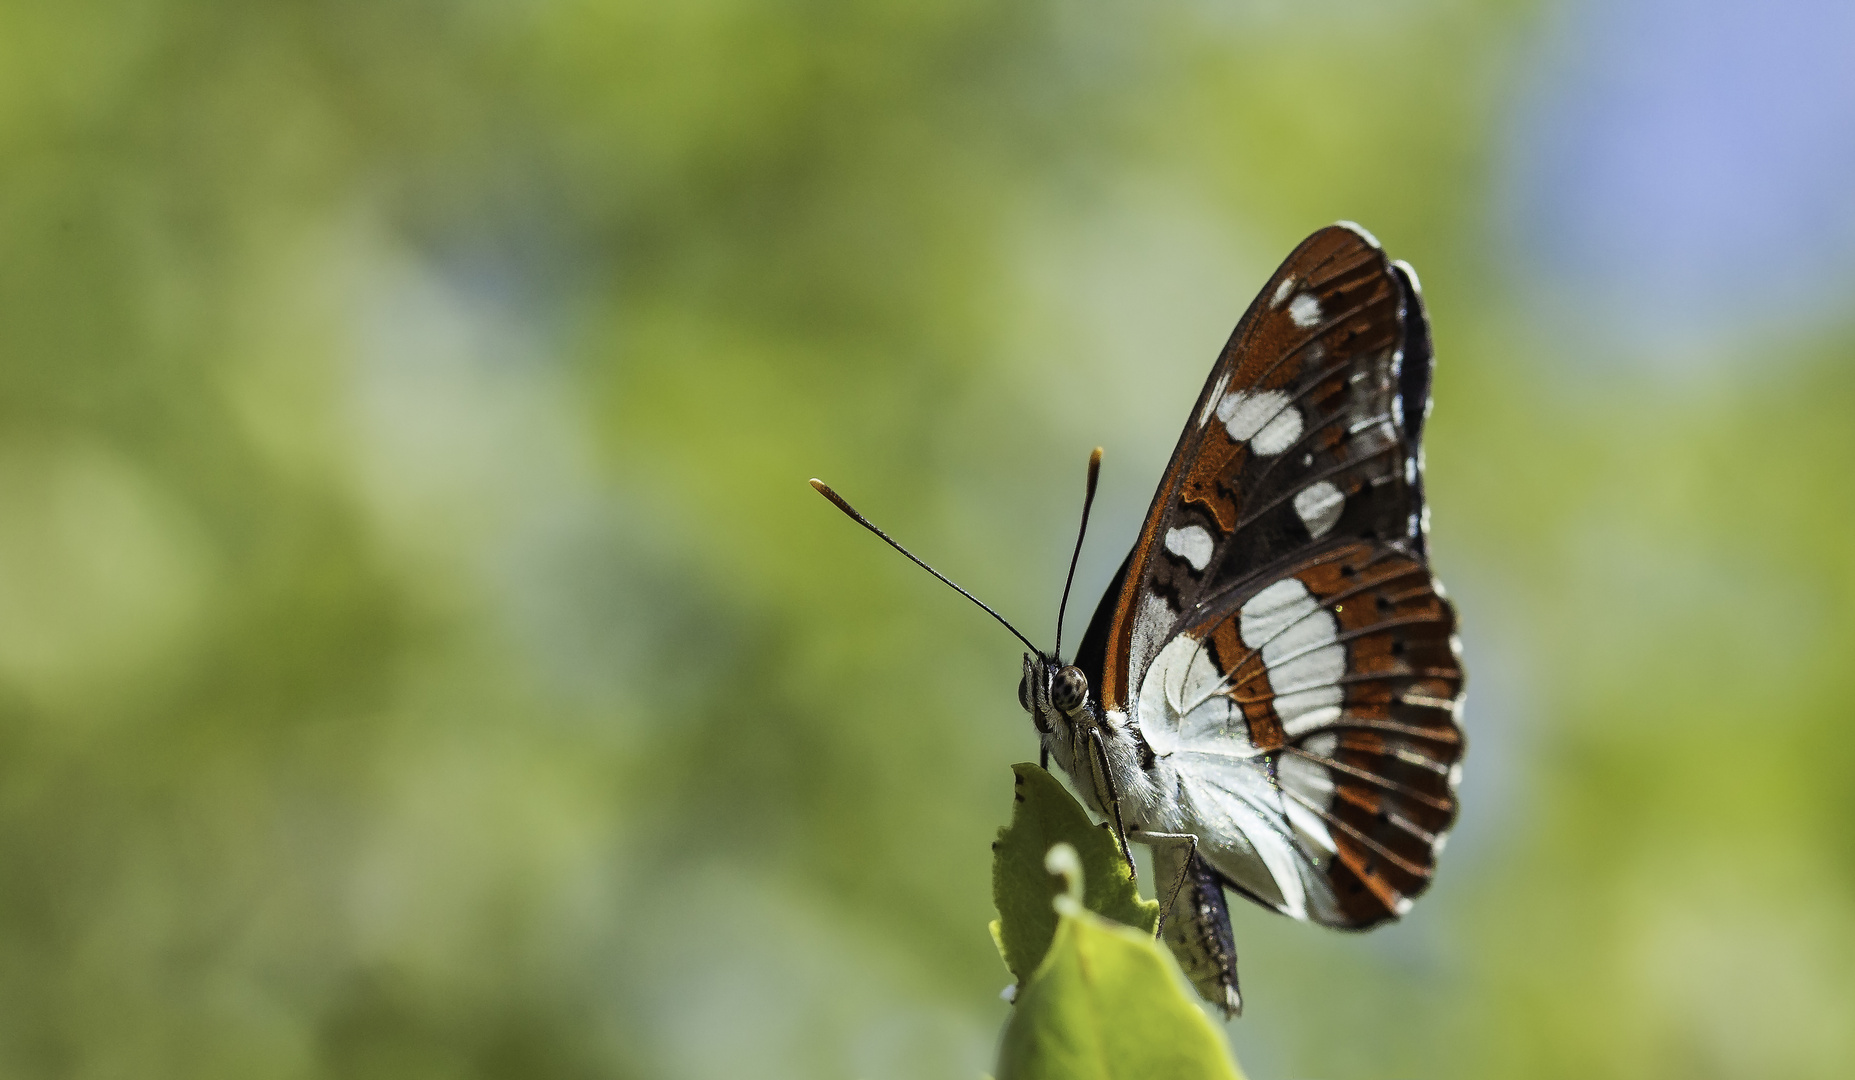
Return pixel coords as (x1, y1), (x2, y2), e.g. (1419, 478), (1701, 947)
(1, 2), (1850, 1078)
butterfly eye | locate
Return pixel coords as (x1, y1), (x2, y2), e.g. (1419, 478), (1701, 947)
(1051, 666), (1090, 715)
(1017, 671), (1033, 713)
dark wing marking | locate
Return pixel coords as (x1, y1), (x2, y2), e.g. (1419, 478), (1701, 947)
(1391, 260), (1434, 558)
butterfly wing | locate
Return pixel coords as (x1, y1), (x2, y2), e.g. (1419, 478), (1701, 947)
(1083, 224), (1464, 929)
(1153, 539), (1463, 927)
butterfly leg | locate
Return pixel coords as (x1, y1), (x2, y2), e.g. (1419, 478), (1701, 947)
(1130, 829), (1197, 938)
(1146, 835), (1243, 1017)
(1085, 727), (1137, 883)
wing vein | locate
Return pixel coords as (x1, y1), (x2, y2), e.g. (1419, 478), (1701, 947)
(1280, 785), (1434, 878)
(1280, 745), (1452, 812)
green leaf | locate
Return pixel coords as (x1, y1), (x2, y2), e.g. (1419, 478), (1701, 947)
(996, 871), (1245, 1080)
(992, 763), (1158, 987)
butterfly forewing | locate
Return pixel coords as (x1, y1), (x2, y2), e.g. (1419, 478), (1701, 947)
(1099, 224), (1431, 711)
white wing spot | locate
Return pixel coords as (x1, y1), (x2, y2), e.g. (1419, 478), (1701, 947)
(1197, 368), (1233, 428)
(1279, 752), (1337, 861)
(1216, 390), (1302, 455)
(1302, 731), (1338, 758)
(1127, 591), (1176, 696)
(1278, 752), (1334, 806)
(1270, 277), (1296, 308)
(1239, 579), (1344, 737)
(1294, 481), (1345, 538)
(1288, 293), (1323, 329)
(1163, 525), (1215, 571)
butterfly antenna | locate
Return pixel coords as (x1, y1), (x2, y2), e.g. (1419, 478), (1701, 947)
(1052, 447), (1103, 661)
(810, 478), (1042, 656)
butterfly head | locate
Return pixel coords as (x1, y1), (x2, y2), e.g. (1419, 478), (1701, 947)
(1018, 652), (1094, 737)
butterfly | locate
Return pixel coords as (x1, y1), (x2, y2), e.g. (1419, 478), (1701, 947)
(813, 222), (1464, 1015)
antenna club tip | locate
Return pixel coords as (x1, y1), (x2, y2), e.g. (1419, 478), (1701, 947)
(1090, 446), (1103, 463)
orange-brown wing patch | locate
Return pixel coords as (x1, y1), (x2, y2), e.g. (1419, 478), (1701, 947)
(1203, 618), (1286, 753)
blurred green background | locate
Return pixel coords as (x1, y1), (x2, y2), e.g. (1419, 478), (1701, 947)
(3, 1), (1853, 1077)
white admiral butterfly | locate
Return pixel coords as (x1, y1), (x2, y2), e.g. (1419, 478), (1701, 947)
(814, 223), (1464, 1015)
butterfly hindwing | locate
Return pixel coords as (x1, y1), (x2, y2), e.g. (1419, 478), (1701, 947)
(1177, 540), (1464, 927)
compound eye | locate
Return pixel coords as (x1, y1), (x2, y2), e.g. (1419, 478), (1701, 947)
(1017, 670), (1033, 713)
(1051, 665), (1089, 715)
